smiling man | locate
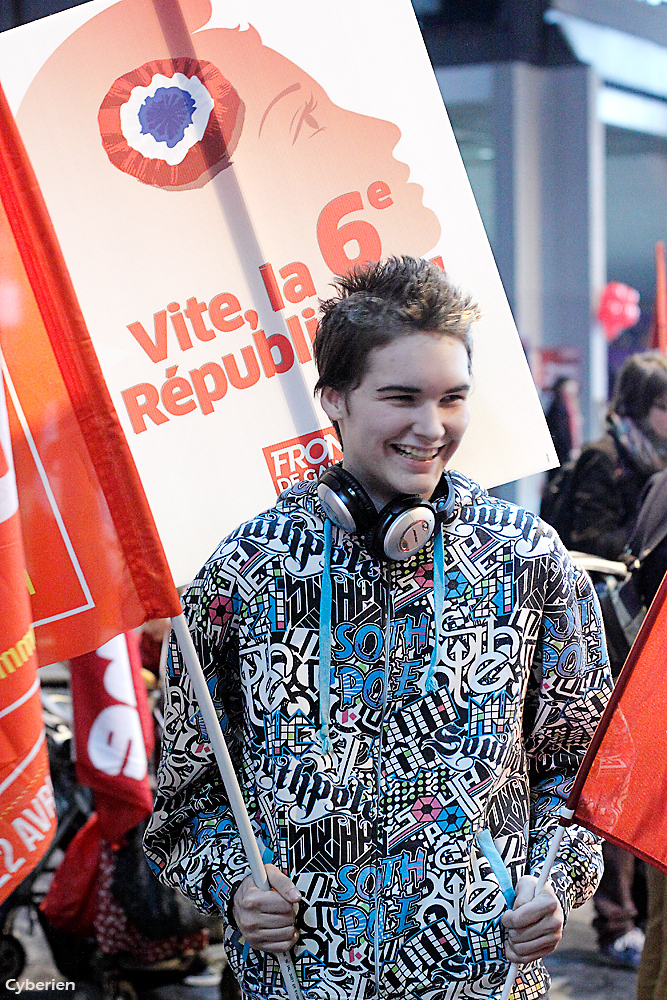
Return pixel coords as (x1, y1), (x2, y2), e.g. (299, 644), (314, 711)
(145, 257), (611, 1000)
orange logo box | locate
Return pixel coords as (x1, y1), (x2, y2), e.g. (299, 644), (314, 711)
(263, 427), (343, 494)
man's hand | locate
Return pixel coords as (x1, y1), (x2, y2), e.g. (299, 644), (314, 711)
(502, 875), (564, 964)
(233, 863), (301, 953)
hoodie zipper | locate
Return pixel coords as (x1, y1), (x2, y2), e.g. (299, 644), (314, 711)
(373, 567), (393, 997)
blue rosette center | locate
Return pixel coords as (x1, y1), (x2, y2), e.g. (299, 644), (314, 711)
(138, 87), (197, 148)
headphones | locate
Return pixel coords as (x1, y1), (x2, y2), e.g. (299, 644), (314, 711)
(317, 465), (456, 560)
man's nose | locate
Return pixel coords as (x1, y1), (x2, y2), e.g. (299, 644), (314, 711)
(413, 403), (444, 440)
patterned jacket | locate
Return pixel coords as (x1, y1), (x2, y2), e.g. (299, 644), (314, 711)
(145, 472), (611, 1000)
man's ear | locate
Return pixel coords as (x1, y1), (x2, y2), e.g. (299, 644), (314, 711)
(320, 387), (348, 421)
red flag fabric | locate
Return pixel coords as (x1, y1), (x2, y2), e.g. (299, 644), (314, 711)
(39, 814), (102, 937)
(0, 80), (181, 668)
(649, 241), (667, 354)
(70, 632), (154, 844)
(571, 572), (667, 872)
(0, 370), (57, 904)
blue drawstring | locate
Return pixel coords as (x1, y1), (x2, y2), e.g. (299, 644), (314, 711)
(425, 523), (445, 693)
(475, 829), (516, 907)
(318, 519), (333, 752)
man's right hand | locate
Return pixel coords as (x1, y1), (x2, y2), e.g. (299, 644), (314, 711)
(233, 863), (301, 952)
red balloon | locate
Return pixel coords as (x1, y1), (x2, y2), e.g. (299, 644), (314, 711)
(597, 282), (641, 342)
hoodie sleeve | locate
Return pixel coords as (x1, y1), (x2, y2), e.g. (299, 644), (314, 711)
(523, 538), (612, 917)
(143, 555), (254, 921)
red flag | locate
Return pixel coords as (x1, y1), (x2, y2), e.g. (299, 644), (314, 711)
(0, 81), (181, 668)
(0, 76), (180, 905)
(40, 814), (102, 937)
(70, 632), (154, 844)
(0, 370), (57, 904)
(571, 572), (667, 872)
(649, 241), (667, 353)
(41, 632), (155, 930)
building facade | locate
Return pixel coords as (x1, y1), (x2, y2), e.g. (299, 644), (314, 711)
(416, 0), (667, 430)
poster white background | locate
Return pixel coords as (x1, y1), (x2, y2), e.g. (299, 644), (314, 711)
(0, 0), (556, 586)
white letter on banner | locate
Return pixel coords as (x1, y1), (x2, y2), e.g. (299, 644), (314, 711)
(98, 636), (137, 706)
(88, 705), (147, 779)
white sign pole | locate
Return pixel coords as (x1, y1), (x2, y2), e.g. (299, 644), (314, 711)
(499, 806), (574, 1000)
(171, 613), (303, 1000)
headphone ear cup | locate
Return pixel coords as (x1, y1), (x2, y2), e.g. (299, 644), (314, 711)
(318, 466), (443, 558)
(369, 496), (437, 560)
(317, 465), (377, 535)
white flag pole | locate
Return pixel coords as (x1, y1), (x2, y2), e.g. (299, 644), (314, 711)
(171, 613), (304, 1000)
(499, 806), (574, 1000)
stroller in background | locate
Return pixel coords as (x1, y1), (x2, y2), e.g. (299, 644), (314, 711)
(0, 692), (93, 986)
(0, 685), (217, 1000)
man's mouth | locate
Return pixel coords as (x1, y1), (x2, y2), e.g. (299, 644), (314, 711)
(392, 444), (441, 461)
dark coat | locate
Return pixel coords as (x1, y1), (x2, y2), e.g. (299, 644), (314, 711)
(569, 434), (653, 561)
(629, 467), (667, 606)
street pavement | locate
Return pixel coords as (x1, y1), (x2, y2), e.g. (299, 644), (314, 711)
(545, 899), (638, 1000)
(5, 897), (637, 999)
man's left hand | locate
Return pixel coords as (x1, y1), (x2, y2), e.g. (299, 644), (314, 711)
(502, 875), (564, 964)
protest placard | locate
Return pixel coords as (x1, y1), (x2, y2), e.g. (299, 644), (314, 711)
(0, 0), (556, 586)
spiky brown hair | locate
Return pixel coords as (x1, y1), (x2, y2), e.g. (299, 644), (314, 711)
(314, 256), (480, 398)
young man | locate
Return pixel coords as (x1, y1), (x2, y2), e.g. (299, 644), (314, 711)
(145, 257), (611, 999)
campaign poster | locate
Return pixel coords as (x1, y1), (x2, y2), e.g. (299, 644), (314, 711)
(0, 0), (556, 586)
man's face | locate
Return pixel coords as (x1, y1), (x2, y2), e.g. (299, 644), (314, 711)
(321, 332), (471, 508)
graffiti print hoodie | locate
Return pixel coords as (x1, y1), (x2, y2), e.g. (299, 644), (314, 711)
(145, 473), (611, 1000)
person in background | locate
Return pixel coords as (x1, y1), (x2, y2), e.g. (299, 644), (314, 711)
(544, 376), (582, 481)
(566, 351), (667, 970)
(569, 353), (667, 562)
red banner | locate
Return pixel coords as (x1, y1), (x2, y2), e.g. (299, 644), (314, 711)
(649, 240), (667, 354)
(0, 372), (56, 904)
(0, 81), (181, 667)
(572, 573), (667, 872)
(70, 632), (154, 844)
(0, 78), (181, 905)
